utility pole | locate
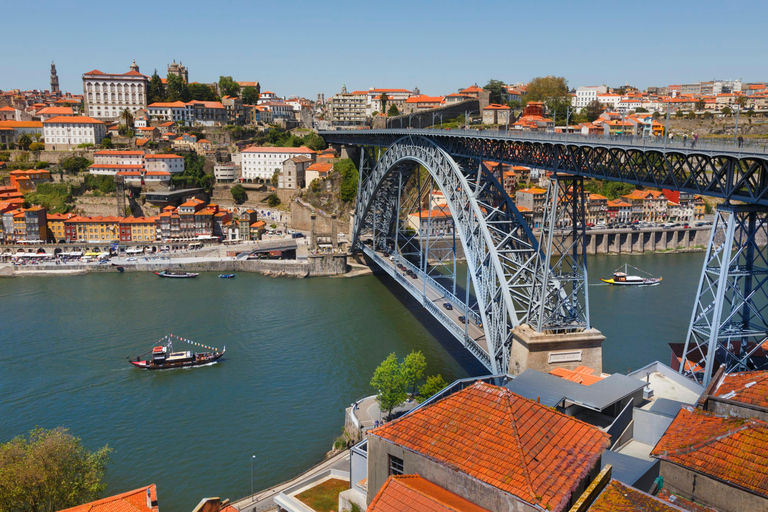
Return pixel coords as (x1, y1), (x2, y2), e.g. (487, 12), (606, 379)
(734, 105), (740, 146)
(664, 101), (670, 149)
(566, 107), (571, 142)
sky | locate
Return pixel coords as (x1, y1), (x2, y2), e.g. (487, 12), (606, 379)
(3, 0), (767, 99)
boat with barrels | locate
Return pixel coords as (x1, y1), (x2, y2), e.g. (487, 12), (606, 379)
(129, 335), (225, 370)
(154, 269), (199, 278)
(601, 263), (662, 286)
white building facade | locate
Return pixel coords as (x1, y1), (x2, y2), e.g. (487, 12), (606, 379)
(573, 85), (608, 111)
(89, 150), (145, 175)
(147, 102), (193, 124)
(43, 116), (106, 150)
(144, 154), (185, 174)
(82, 61), (149, 121)
(240, 146), (315, 181)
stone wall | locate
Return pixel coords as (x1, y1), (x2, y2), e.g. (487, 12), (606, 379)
(290, 200), (347, 234)
(6, 149), (96, 165)
(384, 99), (480, 129)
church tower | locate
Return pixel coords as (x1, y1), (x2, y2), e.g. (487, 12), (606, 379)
(50, 61), (60, 94)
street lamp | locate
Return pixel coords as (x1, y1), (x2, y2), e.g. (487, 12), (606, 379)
(251, 454), (256, 498)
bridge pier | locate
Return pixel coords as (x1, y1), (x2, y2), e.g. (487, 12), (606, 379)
(509, 324), (605, 376)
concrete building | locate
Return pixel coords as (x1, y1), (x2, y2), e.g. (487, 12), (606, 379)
(187, 100), (227, 126)
(43, 116), (106, 150)
(221, 96), (244, 125)
(402, 95), (445, 114)
(36, 106), (73, 121)
(0, 120), (44, 145)
(366, 381), (610, 512)
(147, 101), (191, 124)
(573, 85), (608, 111)
(23, 206), (48, 241)
(327, 85), (367, 127)
(482, 103), (511, 125)
(118, 217), (157, 242)
(304, 162), (333, 186)
(651, 406), (768, 512)
(515, 187), (546, 228)
(213, 162), (239, 183)
(144, 154), (185, 174)
(280, 156), (312, 190)
(82, 61), (148, 121)
(240, 146), (315, 182)
(366, 88), (413, 116)
(406, 205), (453, 236)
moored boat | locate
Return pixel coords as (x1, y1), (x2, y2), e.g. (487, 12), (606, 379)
(129, 335), (225, 370)
(219, 274), (236, 279)
(154, 269), (199, 278)
(601, 263), (661, 286)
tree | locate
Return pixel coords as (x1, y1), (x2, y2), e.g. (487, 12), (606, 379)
(401, 351), (427, 395)
(29, 142), (45, 152)
(231, 184), (247, 204)
(379, 92), (389, 115)
(120, 108), (134, 127)
(188, 83), (218, 102)
(0, 427), (111, 512)
(241, 86), (259, 105)
(147, 70), (166, 104)
(736, 96), (747, 109)
(61, 156), (91, 174)
(219, 76), (240, 98)
(370, 353), (408, 417)
(266, 193), (281, 207)
(387, 104), (400, 116)
(483, 79), (506, 104)
(695, 99), (706, 111)
(335, 158), (358, 203)
(100, 137), (113, 149)
(583, 100), (604, 122)
(166, 74), (190, 103)
(271, 170), (280, 188)
(17, 133), (32, 151)
(721, 106), (733, 116)
(525, 76), (570, 102)
(417, 374), (449, 402)
(302, 132), (326, 151)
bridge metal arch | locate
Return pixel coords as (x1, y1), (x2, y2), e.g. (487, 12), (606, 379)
(353, 135), (540, 374)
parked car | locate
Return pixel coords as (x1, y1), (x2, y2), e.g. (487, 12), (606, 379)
(443, 303), (453, 310)
(458, 316), (466, 323)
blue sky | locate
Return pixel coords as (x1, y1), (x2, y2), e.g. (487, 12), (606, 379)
(4, 0), (766, 99)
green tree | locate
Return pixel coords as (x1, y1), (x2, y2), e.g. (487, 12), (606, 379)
(387, 104), (400, 116)
(29, 142), (45, 152)
(188, 83), (218, 101)
(100, 137), (113, 149)
(695, 99), (706, 111)
(401, 351), (427, 395)
(241, 86), (259, 105)
(61, 156), (92, 174)
(0, 427), (111, 512)
(120, 108), (134, 127)
(525, 76), (570, 102)
(147, 70), (166, 103)
(302, 132), (327, 151)
(483, 79), (506, 104)
(736, 96), (747, 109)
(231, 184), (247, 204)
(17, 133), (32, 151)
(379, 92), (389, 114)
(335, 158), (358, 203)
(721, 106), (733, 116)
(417, 374), (449, 403)
(271, 170), (280, 188)
(219, 76), (240, 98)
(166, 74), (190, 102)
(583, 100), (604, 122)
(370, 353), (408, 417)
(266, 193), (281, 207)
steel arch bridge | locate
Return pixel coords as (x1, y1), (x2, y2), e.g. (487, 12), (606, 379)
(323, 128), (768, 381)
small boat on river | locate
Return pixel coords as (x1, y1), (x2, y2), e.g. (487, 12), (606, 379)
(219, 274), (236, 279)
(129, 335), (224, 370)
(154, 269), (199, 278)
(601, 263), (662, 286)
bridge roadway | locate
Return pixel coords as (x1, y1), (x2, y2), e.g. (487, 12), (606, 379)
(321, 128), (768, 207)
(364, 245), (492, 369)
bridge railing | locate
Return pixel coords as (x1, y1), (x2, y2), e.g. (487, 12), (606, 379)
(324, 127), (768, 156)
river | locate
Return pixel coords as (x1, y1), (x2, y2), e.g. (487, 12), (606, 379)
(0, 251), (704, 511)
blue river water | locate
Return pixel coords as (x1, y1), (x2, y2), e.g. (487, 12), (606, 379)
(0, 251), (704, 511)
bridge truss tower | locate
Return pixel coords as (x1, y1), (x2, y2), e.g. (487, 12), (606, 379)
(528, 175), (590, 333)
(681, 204), (768, 385)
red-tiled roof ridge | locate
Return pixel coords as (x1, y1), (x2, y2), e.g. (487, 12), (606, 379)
(713, 370), (768, 408)
(369, 381), (609, 511)
(368, 474), (491, 512)
(58, 484), (157, 512)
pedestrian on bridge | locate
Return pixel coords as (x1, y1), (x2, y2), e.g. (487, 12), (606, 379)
(683, 134), (688, 146)
(692, 133), (698, 148)
(738, 135), (744, 148)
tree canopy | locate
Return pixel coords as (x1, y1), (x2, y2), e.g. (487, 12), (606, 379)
(166, 74), (190, 102)
(525, 76), (570, 102)
(17, 134), (32, 151)
(188, 83), (218, 102)
(583, 100), (604, 122)
(61, 156), (92, 174)
(231, 184), (247, 204)
(147, 70), (165, 104)
(171, 153), (213, 193)
(241, 86), (259, 105)
(0, 427), (111, 512)
(380, 92), (389, 115)
(335, 158), (358, 203)
(370, 350), (432, 416)
(483, 79), (506, 104)
(417, 374), (449, 403)
(219, 76), (240, 98)
(387, 104), (400, 116)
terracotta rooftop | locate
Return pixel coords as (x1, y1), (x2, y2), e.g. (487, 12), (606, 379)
(369, 381), (610, 512)
(655, 489), (718, 512)
(651, 406), (768, 498)
(242, 146), (314, 154)
(368, 475), (490, 512)
(712, 370), (768, 409)
(58, 484), (157, 512)
(588, 480), (695, 512)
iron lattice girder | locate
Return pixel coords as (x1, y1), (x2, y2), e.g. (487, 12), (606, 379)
(680, 204), (768, 386)
(353, 136), (542, 374)
(528, 175), (590, 332)
(322, 130), (768, 206)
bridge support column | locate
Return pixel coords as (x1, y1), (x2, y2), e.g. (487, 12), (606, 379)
(509, 325), (605, 376)
(680, 204), (768, 385)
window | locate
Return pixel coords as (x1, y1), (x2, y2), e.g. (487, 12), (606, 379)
(388, 455), (403, 476)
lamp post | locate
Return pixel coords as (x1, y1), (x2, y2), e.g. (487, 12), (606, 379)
(734, 105), (741, 146)
(663, 102), (670, 149)
(251, 454), (256, 498)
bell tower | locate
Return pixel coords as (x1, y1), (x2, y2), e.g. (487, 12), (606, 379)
(50, 62), (60, 94)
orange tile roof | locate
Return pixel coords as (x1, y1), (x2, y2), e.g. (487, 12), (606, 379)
(94, 150), (144, 156)
(242, 146), (314, 154)
(148, 101), (188, 108)
(0, 120), (44, 129)
(589, 480), (697, 511)
(713, 370), (768, 409)
(369, 382), (609, 511)
(655, 489), (717, 512)
(307, 162), (333, 173)
(651, 406), (768, 497)
(144, 154), (183, 159)
(483, 103), (511, 110)
(405, 95), (444, 104)
(607, 199), (632, 207)
(369, 475), (490, 512)
(517, 187), (547, 195)
(549, 366), (605, 386)
(43, 115), (104, 125)
(37, 106), (73, 115)
(589, 193), (608, 201)
(59, 484), (157, 512)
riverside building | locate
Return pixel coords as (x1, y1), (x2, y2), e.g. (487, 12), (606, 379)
(240, 146), (315, 181)
(82, 61), (149, 121)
